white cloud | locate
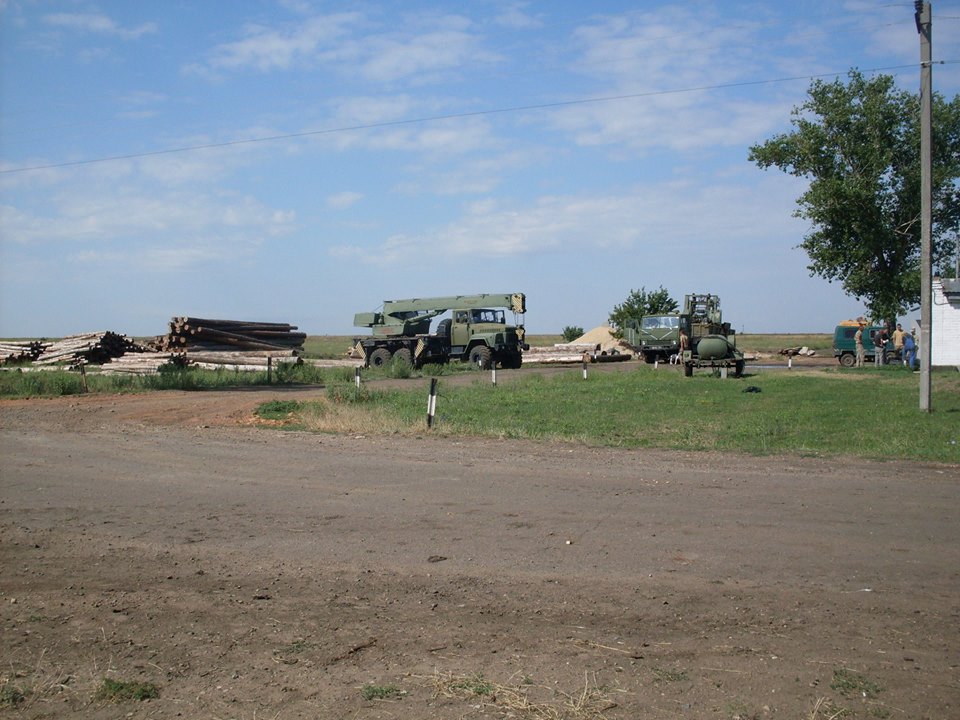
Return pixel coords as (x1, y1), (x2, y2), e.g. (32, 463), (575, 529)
(326, 191), (363, 209)
(494, 5), (542, 30)
(2, 172), (296, 274)
(42, 12), (157, 39)
(190, 11), (498, 85)
(356, 27), (496, 84)
(330, 174), (806, 266)
(196, 14), (362, 73)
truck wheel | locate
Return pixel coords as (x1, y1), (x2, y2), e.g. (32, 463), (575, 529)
(369, 348), (391, 368)
(499, 352), (522, 369)
(734, 360), (745, 378)
(392, 348), (413, 367)
(642, 352), (655, 364)
(839, 353), (855, 367)
(683, 363), (693, 377)
(469, 345), (492, 369)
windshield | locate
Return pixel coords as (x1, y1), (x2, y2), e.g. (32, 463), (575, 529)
(471, 309), (505, 323)
(641, 316), (679, 330)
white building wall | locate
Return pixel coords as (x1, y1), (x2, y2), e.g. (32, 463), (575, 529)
(932, 278), (960, 366)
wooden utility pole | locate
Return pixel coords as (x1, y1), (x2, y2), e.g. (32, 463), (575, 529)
(915, 1), (933, 411)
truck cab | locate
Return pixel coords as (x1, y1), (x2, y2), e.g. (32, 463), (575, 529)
(436, 307), (524, 369)
(832, 324), (895, 366)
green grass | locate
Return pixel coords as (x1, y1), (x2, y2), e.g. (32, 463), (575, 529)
(94, 678), (159, 703)
(360, 683), (403, 701)
(0, 362), (329, 398)
(302, 335), (358, 358)
(450, 674), (495, 696)
(737, 333), (833, 353)
(0, 685), (26, 708)
(830, 668), (883, 698)
(283, 365), (960, 462)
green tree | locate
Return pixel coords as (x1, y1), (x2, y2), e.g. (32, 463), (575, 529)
(561, 326), (585, 342)
(608, 286), (678, 336)
(749, 70), (960, 325)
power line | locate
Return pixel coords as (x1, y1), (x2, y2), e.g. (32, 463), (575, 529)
(0, 62), (930, 176)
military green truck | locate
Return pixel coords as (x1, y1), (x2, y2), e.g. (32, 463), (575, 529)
(679, 293), (744, 377)
(353, 293), (527, 369)
(832, 323), (896, 366)
(623, 313), (682, 363)
(621, 293), (743, 376)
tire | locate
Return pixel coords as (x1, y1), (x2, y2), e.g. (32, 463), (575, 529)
(734, 360), (745, 378)
(839, 353), (856, 368)
(369, 348), (392, 368)
(392, 348), (412, 367)
(683, 363), (693, 377)
(642, 352), (655, 364)
(468, 345), (493, 369)
(501, 352), (523, 369)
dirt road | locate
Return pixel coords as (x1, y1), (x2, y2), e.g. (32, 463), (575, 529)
(1, 387), (957, 719)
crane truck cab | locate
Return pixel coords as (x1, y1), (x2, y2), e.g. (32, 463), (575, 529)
(354, 293), (527, 370)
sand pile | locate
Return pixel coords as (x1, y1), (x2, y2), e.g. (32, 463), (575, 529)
(571, 325), (634, 354)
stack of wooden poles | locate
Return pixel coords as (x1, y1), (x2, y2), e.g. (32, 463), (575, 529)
(33, 332), (145, 367)
(0, 340), (51, 365)
(147, 317), (305, 371)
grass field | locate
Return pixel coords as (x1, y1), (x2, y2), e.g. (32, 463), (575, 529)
(266, 363), (959, 463)
(4, 333), (957, 463)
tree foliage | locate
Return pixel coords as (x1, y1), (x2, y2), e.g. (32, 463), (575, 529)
(608, 286), (678, 335)
(749, 70), (960, 324)
(561, 326), (585, 342)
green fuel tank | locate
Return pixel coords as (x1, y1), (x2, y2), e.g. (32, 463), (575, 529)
(696, 335), (736, 360)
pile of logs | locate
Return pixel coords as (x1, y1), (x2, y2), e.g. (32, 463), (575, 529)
(0, 340), (51, 365)
(99, 352), (183, 375)
(523, 342), (632, 364)
(144, 317), (305, 371)
(33, 332), (145, 367)
(151, 317), (305, 353)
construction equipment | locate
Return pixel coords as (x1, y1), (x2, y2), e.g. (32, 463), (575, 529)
(679, 293), (744, 377)
(353, 293), (527, 369)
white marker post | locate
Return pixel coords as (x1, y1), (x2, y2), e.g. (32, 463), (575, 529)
(426, 378), (438, 428)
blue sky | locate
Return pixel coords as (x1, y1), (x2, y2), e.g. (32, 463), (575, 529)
(2, 1), (958, 338)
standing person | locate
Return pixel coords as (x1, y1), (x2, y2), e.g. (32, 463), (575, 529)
(854, 321), (866, 368)
(903, 329), (916, 369)
(873, 327), (886, 366)
(676, 328), (689, 365)
(892, 323), (905, 362)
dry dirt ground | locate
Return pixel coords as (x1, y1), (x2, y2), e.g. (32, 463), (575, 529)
(1, 362), (958, 720)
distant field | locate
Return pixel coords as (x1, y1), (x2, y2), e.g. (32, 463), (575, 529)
(301, 333), (830, 358)
(2, 333), (832, 359)
(737, 333), (833, 353)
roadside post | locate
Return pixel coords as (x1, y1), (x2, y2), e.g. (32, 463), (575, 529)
(426, 378), (438, 428)
(267, 356), (272, 384)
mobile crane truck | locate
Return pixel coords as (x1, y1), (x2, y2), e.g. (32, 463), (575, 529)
(353, 293), (527, 370)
